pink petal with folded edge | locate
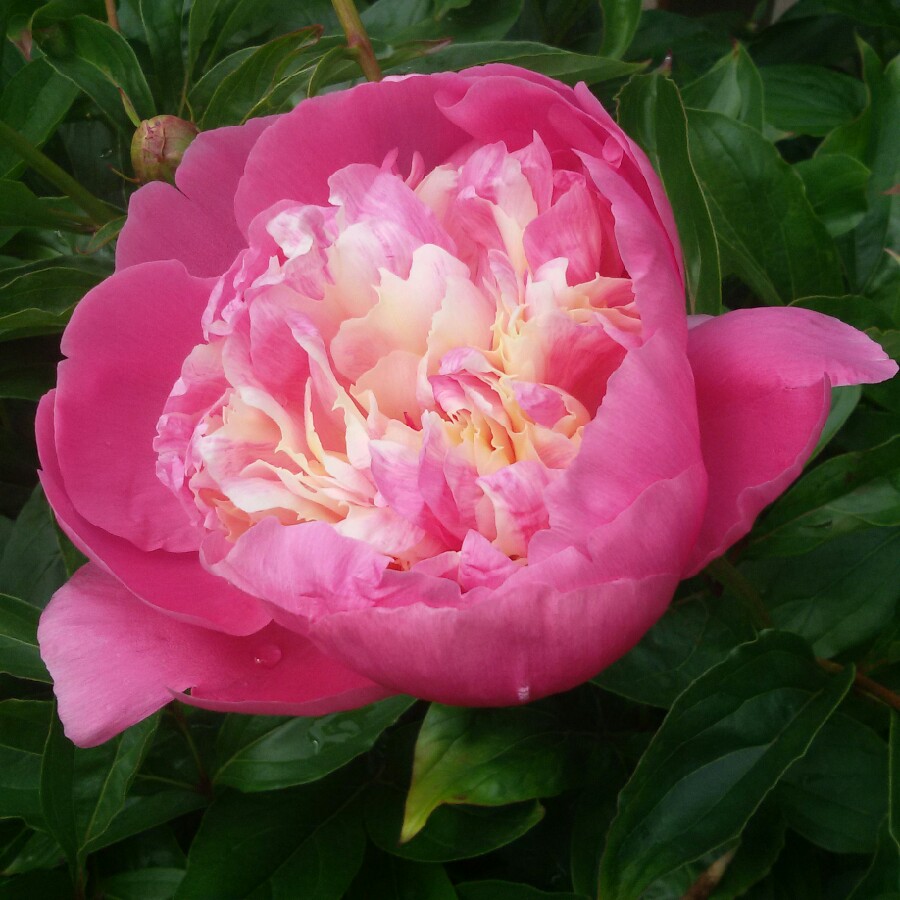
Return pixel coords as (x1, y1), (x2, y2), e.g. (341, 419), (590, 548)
(233, 75), (471, 236)
(684, 306), (898, 575)
(37, 392), (271, 636)
(116, 116), (277, 277)
(308, 467), (703, 706)
(544, 332), (705, 545)
(54, 261), (215, 553)
(38, 564), (388, 747)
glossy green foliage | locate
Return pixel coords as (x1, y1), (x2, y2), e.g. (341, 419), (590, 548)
(0, 1), (898, 898)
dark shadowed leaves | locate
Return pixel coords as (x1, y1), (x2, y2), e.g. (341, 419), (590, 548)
(598, 631), (853, 900)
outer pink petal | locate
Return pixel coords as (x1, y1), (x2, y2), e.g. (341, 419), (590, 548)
(53, 261), (214, 553)
(116, 116), (277, 277)
(37, 392), (270, 636)
(233, 75), (471, 235)
(543, 332), (705, 544)
(685, 307), (898, 574)
(308, 467), (703, 706)
(38, 565), (388, 747)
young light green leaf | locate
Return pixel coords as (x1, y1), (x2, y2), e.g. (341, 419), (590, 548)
(402, 703), (607, 841)
(687, 108), (844, 304)
(31, 14), (156, 133)
(213, 696), (414, 792)
(617, 74), (721, 314)
(177, 769), (368, 900)
(366, 782), (544, 863)
(682, 43), (764, 132)
(598, 631), (854, 900)
(794, 154), (871, 237)
(0, 593), (49, 682)
(0, 59), (79, 179)
(598, 0), (642, 60)
(743, 527), (900, 658)
(761, 64), (866, 137)
(776, 714), (887, 853)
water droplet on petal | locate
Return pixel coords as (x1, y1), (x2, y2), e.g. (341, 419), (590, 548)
(517, 684), (531, 702)
(253, 643), (282, 667)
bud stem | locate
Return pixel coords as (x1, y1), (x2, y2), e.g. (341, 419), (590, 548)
(331, 0), (382, 81)
(0, 119), (120, 225)
(104, 0), (120, 32)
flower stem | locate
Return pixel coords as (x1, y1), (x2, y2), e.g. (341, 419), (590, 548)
(104, 0), (120, 32)
(0, 119), (120, 225)
(704, 556), (773, 630)
(818, 658), (900, 712)
(331, 0), (382, 81)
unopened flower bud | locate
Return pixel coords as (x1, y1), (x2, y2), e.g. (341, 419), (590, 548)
(130, 115), (199, 184)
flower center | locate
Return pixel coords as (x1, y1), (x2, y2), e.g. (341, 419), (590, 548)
(155, 136), (641, 565)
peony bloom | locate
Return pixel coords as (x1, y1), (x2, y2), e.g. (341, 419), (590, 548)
(37, 66), (896, 746)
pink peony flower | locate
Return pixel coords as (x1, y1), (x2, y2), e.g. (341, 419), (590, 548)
(37, 66), (896, 747)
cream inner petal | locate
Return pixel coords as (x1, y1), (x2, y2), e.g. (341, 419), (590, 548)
(155, 136), (642, 567)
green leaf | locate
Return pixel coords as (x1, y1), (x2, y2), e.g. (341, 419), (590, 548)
(402, 703), (606, 841)
(364, 0), (523, 43)
(776, 713), (887, 853)
(687, 107), (844, 304)
(176, 770), (367, 900)
(570, 785), (621, 898)
(0, 700), (52, 828)
(820, 44), (899, 314)
(0, 593), (49, 682)
(137, 0), (186, 111)
(101, 868), (185, 900)
(31, 13), (156, 133)
(893, 711), (900, 850)
(212, 696), (414, 792)
(200, 27), (326, 128)
(1, 828), (64, 876)
(0, 59), (78, 178)
(457, 882), (585, 900)
(595, 590), (755, 708)
(617, 74), (721, 314)
(743, 527), (900, 658)
(366, 782), (544, 862)
(188, 47), (257, 112)
(598, 0), (641, 60)
(846, 818), (900, 900)
(823, 0), (900, 30)
(0, 255), (109, 340)
(345, 849), (458, 900)
(709, 802), (786, 900)
(0, 182), (90, 232)
(760, 65), (866, 137)
(682, 43), (765, 132)
(40, 710), (160, 868)
(794, 154), (871, 238)
(750, 436), (900, 557)
(0, 867), (74, 898)
(0, 486), (68, 607)
(598, 631), (854, 900)
(392, 41), (643, 85)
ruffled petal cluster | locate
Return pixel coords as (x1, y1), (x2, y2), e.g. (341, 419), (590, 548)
(36, 66), (897, 746)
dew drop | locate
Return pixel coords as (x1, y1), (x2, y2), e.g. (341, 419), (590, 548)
(253, 643), (282, 667)
(517, 684), (531, 703)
